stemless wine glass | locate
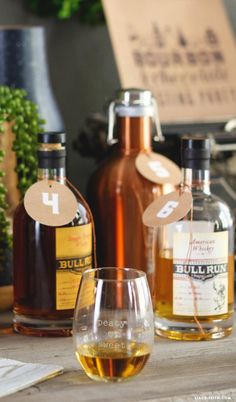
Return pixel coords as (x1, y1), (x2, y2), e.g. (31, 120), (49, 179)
(73, 267), (154, 383)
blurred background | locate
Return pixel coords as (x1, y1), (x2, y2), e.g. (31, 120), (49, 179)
(0, 0), (236, 193)
(0, 0), (119, 194)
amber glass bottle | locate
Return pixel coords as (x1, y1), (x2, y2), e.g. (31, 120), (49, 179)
(13, 132), (93, 336)
(88, 89), (173, 289)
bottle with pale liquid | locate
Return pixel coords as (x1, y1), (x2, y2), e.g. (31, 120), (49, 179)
(154, 136), (234, 340)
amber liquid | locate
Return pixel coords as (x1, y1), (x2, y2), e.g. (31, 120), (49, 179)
(13, 192), (91, 337)
(154, 250), (234, 340)
(76, 340), (150, 382)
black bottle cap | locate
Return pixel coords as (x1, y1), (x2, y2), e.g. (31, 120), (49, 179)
(37, 150), (66, 169)
(181, 136), (211, 169)
(38, 132), (66, 144)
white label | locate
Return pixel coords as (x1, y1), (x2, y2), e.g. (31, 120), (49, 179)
(173, 232), (228, 316)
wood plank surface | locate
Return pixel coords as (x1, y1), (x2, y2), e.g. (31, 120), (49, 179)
(0, 319), (235, 402)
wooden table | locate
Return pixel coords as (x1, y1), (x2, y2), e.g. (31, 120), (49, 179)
(0, 317), (236, 402)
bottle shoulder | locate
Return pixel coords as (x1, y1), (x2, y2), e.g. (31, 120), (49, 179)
(14, 198), (91, 228)
(166, 193), (233, 235)
(66, 181), (91, 225)
(89, 152), (159, 188)
(191, 192), (233, 225)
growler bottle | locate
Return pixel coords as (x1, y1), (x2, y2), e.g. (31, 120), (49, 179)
(88, 89), (175, 288)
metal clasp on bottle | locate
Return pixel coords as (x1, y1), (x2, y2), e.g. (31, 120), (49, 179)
(107, 97), (165, 145)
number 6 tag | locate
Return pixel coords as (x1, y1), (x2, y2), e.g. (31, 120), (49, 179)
(143, 190), (192, 227)
(24, 180), (78, 226)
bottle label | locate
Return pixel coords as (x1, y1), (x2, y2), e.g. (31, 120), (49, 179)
(173, 232), (228, 316)
(56, 223), (92, 310)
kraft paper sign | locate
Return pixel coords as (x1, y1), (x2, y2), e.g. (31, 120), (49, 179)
(103, 0), (236, 125)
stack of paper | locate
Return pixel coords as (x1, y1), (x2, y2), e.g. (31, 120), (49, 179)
(0, 358), (63, 398)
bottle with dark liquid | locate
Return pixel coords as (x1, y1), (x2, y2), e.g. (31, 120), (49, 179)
(154, 137), (234, 340)
(88, 89), (174, 289)
(13, 132), (93, 336)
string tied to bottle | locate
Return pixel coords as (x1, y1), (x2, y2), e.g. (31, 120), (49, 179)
(66, 178), (97, 269)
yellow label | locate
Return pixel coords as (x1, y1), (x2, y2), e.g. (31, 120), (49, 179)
(56, 271), (83, 311)
(56, 224), (92, 259)
(56, 224), (92, 310)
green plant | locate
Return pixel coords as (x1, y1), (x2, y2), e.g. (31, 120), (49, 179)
(0, 86), (45, 255)
(26, 0), (104, 23)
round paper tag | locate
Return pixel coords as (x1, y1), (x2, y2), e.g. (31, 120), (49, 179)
(24, 180), (78, 227)
(143, 190), (193, 227)
(136, 152), (181, 185)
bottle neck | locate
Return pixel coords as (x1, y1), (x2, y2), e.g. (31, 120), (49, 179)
(37, 167), (66, 183)
(182, 168), (210, 195)
(117, 116), (152, 155)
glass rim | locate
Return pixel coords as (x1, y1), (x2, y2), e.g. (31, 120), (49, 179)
(82, 267), (147, 282)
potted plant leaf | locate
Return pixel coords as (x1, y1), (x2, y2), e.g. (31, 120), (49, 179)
(26, 0), (104, 23)
(0, 86), (45, 311)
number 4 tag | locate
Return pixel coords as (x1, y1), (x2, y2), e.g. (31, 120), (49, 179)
(24, 180), (78, 227)
(143, 190), (192, 227)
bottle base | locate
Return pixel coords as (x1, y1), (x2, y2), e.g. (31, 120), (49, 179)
(155, 315), (233, 341)
(13, 313), (72, 337)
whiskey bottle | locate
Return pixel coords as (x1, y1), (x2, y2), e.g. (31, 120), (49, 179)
(154, 136), (234, 340)
(88, 89), (175, 289)
(13, 132), (93, 336)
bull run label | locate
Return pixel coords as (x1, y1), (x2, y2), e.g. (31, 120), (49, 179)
(173, 232), (228, 316)
(55, 223), (92, 310)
